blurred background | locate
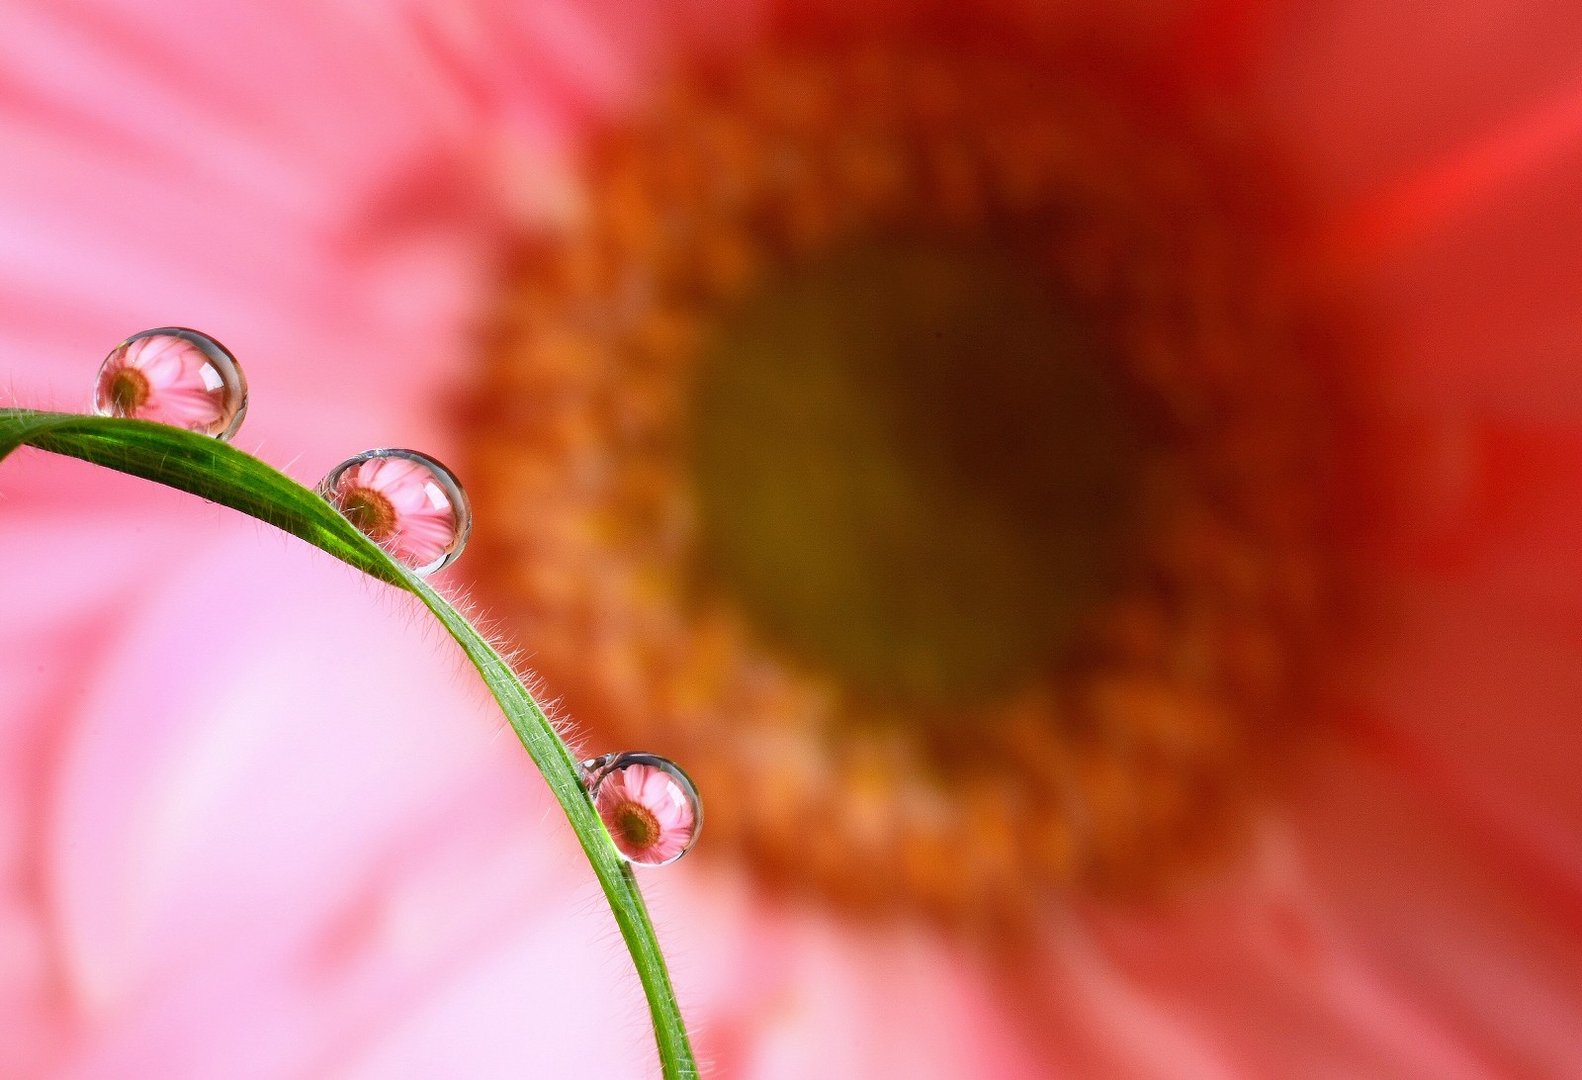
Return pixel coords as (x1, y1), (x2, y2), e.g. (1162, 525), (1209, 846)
(3, 1), (1581, 1077)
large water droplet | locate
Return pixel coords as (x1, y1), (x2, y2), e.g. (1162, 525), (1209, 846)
(580, 752), (703, 866)
(94, 328), (248, 439)
(319, 448), (471, 575)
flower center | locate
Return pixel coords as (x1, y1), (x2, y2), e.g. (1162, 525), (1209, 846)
(463, 36), (1350, 924)
(609, 800), (663, 851)
(108, 368), (150, 413)
(691, 239), (1144, 706)
(339, 486), (398, 542)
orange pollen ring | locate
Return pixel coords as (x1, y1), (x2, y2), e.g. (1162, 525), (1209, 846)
(608, 799), (662, 850)
(108, 367), (151, 412)
(338, 485), (398, 542)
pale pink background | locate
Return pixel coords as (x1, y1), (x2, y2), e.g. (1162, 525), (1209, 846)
(2, 2), (1582, 1077)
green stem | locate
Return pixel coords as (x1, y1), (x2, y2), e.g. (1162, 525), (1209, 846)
(0, 409), (697, 1079)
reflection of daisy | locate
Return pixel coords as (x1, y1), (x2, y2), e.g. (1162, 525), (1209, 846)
(2, 1), (1581, 1077)
(94, 329), (246, 438)
(320, 450), (470, 574)
(590, 757), (700, 865)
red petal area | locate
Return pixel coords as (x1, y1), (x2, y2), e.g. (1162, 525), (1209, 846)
(1327, 77), (1582, 270)
(1351, 576), (1582, 890)
(1256, 0), (1582, 213)
(1358, 156), (1582, 419)
(1373, 419), (1582, 593)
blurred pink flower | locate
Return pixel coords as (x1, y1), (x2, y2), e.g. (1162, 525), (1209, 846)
(0, 2), (1578, 1079)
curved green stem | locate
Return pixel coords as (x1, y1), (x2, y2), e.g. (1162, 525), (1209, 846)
(0, 409), (697, 1079)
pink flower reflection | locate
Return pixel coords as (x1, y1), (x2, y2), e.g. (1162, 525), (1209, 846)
(0, 1), (1579, 1078)
(94, 331), (244, 437)
(321, 451), (467, 574)
(593, 760), (699, 865)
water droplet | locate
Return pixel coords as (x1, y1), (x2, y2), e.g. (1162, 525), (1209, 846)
(319, 449), (471, 575)
(580, 752), (703, 866)
(94, 328), (248, 439)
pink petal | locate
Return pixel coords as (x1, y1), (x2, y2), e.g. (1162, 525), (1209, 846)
(120, 333), (184, 369)
(383, 473), (442, 516)
(141, 387), (224, 430)
(1291, 740), (1582, 1075)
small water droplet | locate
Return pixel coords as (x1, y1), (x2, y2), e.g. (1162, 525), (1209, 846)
(580, 752), (703, 866)
(319, 448), (471, 575)
(94, 328), (248, 439)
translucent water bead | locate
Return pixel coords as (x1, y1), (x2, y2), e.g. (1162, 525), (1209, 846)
(94, 328), (248, 439)
(581, 753), (703, 866)
(319, 449), (472, 575)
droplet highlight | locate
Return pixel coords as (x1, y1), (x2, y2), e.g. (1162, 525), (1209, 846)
(94, 328), (248, 439)
(581, 752), (703, 866)
(319, 448), (471, 575)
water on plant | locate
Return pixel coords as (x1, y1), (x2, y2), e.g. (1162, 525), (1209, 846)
(581, 752), (703, 866)
(94, 327), (248, 439)
(319, 448), (472, 575)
